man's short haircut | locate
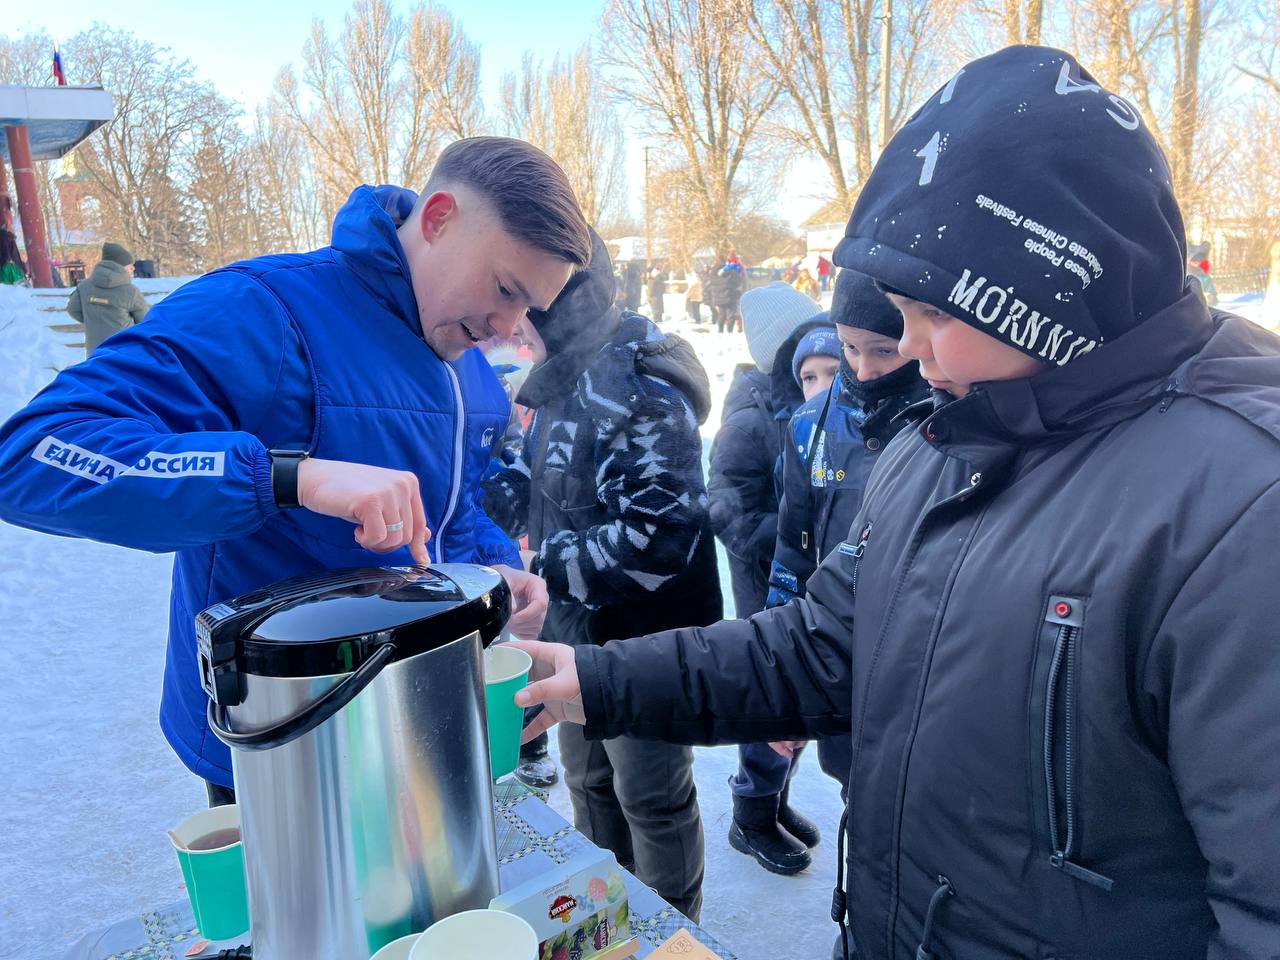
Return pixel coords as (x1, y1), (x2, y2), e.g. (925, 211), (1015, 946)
(424, 137), (591, 268)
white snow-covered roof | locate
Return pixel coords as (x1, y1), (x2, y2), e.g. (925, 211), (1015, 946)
(0, 84), (115, 162)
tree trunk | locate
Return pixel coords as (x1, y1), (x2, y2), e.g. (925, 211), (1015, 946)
(1169, 0), (1202, 213)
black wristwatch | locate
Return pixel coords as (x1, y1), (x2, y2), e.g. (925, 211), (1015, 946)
(269, 449), (309, 509)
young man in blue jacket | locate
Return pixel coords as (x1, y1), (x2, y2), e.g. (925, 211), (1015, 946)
(0, 137), (591, 802)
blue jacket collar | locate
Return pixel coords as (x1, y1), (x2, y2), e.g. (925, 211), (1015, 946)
(330, 186), (423, 338)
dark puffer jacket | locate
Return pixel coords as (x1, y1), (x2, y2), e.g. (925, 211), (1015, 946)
(767, 362), (929, 606)
(483, 244), (722, 646)
(574, 296), (1280, 959)
(707, 319), (829, 616)
(708, 266), (744, 312)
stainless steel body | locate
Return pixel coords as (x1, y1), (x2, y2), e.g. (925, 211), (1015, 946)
(227, 629), (497, 960)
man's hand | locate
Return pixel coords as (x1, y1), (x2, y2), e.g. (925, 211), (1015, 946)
(296, 458), (431, 564)
(493, 564), (548, 641)
(768, 739), (807, 760)
(509, 639), (584, 741)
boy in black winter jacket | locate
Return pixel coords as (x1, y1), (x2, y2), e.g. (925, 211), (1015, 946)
(723, 318), (842, 879)
(512, 47), (1280, 960)
(709, 284), (832, 879)
(768, 270), (930, 612)
(759, 270), (930, 811)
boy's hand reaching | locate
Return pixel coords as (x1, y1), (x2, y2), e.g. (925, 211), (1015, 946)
(509, 640), (585, 741)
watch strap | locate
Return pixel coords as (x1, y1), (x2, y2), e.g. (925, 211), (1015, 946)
(269, 450), (308, 509)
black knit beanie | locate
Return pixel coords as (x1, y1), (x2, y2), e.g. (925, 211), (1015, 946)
(101, 242), (134, 267)
(830, 268), (903, 339)
(526, 227), (615, 357)
(833, 46), (1186, 367)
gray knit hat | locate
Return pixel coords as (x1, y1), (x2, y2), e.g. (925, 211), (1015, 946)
(740, 282), (822, 374)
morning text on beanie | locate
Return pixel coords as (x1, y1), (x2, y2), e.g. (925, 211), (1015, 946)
(832, 46), (1186, 367)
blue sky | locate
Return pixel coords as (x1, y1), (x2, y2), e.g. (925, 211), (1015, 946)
(16, 0), (601, 108)
(11, 0), (824, 230)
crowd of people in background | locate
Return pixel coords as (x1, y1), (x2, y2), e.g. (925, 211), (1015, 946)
(616, 252), (751, 334)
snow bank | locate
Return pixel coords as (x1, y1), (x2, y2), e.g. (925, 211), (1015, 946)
(0, 282), (202, 960)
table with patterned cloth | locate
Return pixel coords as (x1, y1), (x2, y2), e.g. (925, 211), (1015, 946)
(60, 780), (737, 960)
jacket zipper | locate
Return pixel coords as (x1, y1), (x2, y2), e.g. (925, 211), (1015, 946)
(434, 361), (466, 564)
(838, 521), (874, 594)
(1042, 600), (1114, 892)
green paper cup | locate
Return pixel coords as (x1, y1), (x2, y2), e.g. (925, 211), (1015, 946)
(169, 804), (250, 942)
(484, 644), (532, 780)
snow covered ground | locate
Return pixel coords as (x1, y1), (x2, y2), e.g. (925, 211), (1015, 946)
(0, 281), (845, 960)
(1215, 291), (1274, 330)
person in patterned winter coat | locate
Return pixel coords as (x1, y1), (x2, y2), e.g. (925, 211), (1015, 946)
(483, 229), (722, 921)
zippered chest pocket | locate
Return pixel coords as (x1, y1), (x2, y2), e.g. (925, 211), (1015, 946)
(836, 521), (873, 596)
(1027, 595), (1114, 892)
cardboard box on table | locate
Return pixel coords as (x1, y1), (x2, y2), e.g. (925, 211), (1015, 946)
(491, 849), (631, 960)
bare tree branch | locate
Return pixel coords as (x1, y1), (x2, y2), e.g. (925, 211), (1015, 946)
(501, 44), (624, 224)
(602, 0), (781, 258)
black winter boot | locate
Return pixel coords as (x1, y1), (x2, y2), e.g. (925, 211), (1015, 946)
(728, 794), (811, 875)
(515, 732), (559, 790)
(778, 781), (820, 848)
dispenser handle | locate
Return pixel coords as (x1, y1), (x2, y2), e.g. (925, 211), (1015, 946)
(207, 642), (397, 751)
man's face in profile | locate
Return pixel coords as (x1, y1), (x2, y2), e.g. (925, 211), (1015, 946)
(401, 187), (573, 362)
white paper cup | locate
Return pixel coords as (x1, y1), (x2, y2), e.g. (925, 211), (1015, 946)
(409, 909), (538, 960)
(370, 933), (420, 960)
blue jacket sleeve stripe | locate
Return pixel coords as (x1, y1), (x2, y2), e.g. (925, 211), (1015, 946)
(0, 273), (289, 553)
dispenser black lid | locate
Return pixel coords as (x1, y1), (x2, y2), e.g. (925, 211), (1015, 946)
(197, 564), (510, 695)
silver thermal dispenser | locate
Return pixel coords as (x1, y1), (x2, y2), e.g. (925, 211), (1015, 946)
(198, 563), (511, 960)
